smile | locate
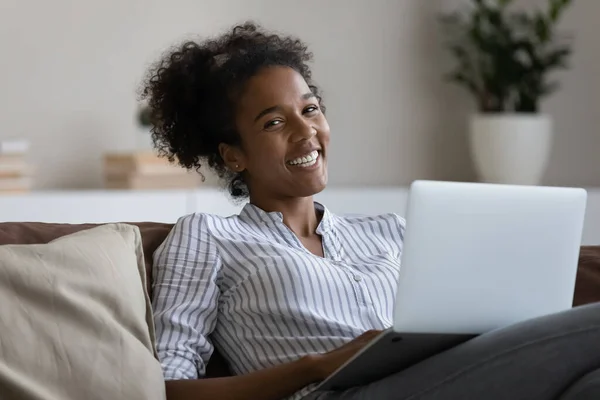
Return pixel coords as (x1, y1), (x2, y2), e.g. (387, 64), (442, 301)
(287, 150), (319, 167)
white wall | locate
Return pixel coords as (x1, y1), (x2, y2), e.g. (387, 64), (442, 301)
(540, 0), (600, 187)
(0, 0), (598, 190)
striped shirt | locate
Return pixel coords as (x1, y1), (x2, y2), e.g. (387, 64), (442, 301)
(151, 202), (406, 400)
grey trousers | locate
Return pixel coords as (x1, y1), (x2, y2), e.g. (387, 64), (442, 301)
(306, 303), (600, 400)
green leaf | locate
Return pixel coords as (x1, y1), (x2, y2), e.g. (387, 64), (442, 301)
(498, 0), (515, 8)
(540, 80), (561, 96)
(534, 14), (550, 42)
(448, 44), (470, 61)
(447, 71), (479, 95)
(543, 47), (572, 69)
(549, 0), (573, 22)
(138, 105), (153, 127)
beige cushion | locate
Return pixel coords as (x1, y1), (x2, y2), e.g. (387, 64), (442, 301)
(0, 224), (166, 400)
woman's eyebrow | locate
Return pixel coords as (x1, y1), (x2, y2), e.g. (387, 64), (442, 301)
(254, 93), (316, 121)
(254, 105), (282, 122)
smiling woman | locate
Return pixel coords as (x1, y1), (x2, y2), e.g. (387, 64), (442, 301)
(141, 21), (600, 400)
(220, 65), (330, 202)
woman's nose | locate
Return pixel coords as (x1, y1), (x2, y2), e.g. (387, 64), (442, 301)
(291, 117), (317, 142)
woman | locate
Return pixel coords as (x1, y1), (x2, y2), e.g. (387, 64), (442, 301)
(144, 23), (600, 400)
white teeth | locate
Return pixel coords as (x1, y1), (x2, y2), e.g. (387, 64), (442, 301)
(300, 159), (317, 167)
(288, 150), (319, 166)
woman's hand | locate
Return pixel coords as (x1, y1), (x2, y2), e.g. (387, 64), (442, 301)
(308, 329), (383, 382)
(164, 330), (383, 400)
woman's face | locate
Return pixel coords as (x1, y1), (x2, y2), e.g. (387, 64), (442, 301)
(225, 66), (330, 200)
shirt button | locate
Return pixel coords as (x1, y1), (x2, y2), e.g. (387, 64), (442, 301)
(353, 275), (362, 282)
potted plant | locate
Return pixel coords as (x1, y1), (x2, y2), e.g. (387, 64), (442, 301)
(135, 103), (155, 151)
(440, 0), (574, 185)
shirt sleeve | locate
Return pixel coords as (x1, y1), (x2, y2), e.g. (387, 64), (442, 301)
(392, 213), (407, 255)
(151, 213), (221, 380)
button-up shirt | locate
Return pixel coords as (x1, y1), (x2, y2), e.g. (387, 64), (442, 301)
(151, 202), (405, 399)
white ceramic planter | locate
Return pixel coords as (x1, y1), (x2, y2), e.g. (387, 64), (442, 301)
(469, 114), (553, 186)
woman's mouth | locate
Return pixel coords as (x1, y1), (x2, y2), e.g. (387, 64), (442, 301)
(287, 150), (320, 168)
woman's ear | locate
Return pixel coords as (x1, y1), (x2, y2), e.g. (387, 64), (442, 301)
(219, 143), (246, 173)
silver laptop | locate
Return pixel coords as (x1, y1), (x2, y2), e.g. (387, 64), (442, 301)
(317, 180), (587, 391)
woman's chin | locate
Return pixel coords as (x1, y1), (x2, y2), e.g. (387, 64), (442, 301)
(292, 175), (328, 198)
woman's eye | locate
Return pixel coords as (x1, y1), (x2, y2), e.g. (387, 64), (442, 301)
(304, 105), (319, 114)
(264, 119), (283, 129)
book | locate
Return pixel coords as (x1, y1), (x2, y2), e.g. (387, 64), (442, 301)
(104, 173), (201, 190)
(104, 162), (188, 177)
(103, 151), (173, 165)
(0, 176), (32, 191)
(0, 189), (28, 194)
(103, 151), (185, 176)
(0, 139), (30, 155)
(0, 157), (33, 178)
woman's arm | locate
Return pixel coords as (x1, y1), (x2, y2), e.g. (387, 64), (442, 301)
(164, 330), (381, 400)
(164, 354), (317, 400)
(152, 214), (222, 380)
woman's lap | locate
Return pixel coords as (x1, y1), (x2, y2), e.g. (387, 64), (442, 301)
(306, 303), (600, 400)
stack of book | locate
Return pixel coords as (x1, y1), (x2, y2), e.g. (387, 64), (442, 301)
(103, 151), (202, 190)
(0, 139), (33, 193)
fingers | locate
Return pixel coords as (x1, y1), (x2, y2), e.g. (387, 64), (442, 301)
(355, 329), (382, 343)
(337, 330), (380, 350)
(360, 329), (382, 338)
(334, 330), (382, 352)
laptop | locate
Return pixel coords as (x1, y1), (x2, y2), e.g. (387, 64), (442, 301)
(317, 180), (587, 391)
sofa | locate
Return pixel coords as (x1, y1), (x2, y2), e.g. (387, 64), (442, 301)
(1, 221), (600, 399)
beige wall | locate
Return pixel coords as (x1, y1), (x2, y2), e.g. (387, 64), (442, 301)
(0, 0), (597, 190)
(539, 0), (600, 187)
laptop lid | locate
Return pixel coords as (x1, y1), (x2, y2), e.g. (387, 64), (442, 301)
(393, 180), (587, 335)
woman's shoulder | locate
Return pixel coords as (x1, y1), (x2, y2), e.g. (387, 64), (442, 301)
(173, 211), (236, 224)
(333, 211), (406, 229)
(169, 211), (241, 234)
(161, 212), (239, 244)
(155, 211), (238, 263)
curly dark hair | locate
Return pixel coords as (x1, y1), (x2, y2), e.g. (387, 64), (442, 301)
(140, 22), (325, 199)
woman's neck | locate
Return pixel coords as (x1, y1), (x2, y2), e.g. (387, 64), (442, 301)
(249, 195), (320, 238)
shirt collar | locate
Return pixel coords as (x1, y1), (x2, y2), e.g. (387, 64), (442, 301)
(240, 201), (334, 234)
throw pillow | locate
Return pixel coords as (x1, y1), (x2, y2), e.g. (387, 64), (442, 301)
(0, 223), (166, 400)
